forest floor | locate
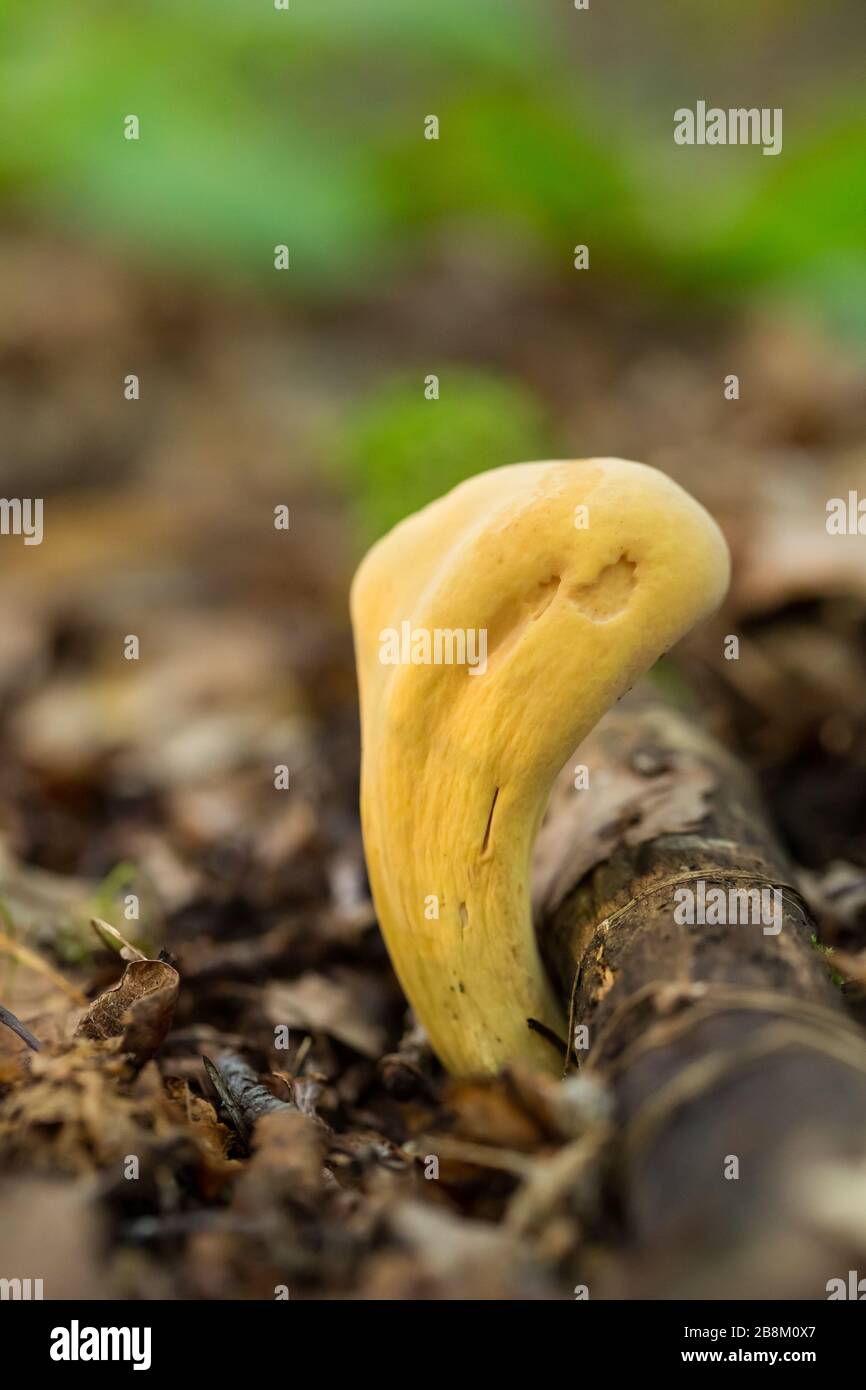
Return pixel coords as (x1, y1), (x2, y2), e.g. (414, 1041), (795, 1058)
(1, 227), (865, 1298)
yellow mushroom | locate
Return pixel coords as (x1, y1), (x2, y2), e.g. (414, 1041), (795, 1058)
(351, 459), (730, 1077)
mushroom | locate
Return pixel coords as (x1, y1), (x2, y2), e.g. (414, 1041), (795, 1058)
(351, 459), (730, 1076)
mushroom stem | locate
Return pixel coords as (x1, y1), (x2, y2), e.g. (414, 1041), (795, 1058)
(351, 459), (730, 1076)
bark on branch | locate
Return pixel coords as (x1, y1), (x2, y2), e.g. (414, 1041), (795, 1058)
(535, 694), (866, 1298)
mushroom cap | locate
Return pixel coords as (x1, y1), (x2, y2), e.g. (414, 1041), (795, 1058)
(351, 459), (730, 1076)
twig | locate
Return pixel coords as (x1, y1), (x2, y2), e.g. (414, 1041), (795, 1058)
(0, 929), (87, 1005)
(405, 1133), (535, 1177)
(0, 1002), (41, 1051)
(202, 1055), (251, 1152)
(203, 1051), (293, 1153)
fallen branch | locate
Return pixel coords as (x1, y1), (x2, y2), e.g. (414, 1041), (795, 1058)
(537, 696), (866, 1298)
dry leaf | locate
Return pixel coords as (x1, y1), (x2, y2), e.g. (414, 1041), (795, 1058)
(76, 959), (179, 1064)
(265, 970), (391, 1059)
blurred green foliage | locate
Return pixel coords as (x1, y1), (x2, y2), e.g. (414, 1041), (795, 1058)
(340, 370), (551, 541)
(1, 0), (863, 325)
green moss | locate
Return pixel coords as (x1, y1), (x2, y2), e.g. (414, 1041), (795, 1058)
(811, 932), (844, 989)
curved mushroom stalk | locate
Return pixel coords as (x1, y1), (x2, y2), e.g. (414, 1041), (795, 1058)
(351, 459), (730, 1076)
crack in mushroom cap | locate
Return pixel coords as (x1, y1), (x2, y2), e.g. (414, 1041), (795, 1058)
(351, 459), (731, 1077)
